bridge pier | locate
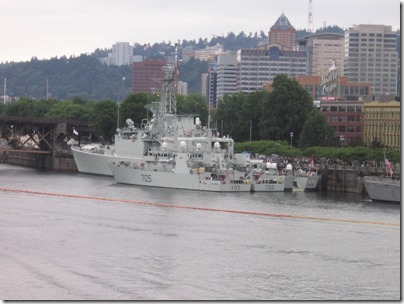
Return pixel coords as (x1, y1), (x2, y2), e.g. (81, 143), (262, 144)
(0, 149), (78, 171)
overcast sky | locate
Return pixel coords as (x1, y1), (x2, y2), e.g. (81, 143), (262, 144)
(0, 0), (400, 62)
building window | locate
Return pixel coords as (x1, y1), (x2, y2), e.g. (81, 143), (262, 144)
(347, 126), (355, 133)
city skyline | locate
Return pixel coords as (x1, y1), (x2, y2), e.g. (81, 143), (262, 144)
(0, 0), (400, 63)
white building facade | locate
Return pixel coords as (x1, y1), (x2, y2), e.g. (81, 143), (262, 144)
(177, 81), (188, 96)
(298, 33), (345, 76)
(100, 42), (134, 66)
(216, 53), (238, 101)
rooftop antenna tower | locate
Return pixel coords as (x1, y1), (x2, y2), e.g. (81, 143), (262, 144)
(308, 0), (313, 33)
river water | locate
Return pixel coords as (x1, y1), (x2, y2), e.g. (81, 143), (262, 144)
(0, 164), (400, 300)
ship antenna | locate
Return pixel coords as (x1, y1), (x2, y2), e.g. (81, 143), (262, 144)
(175, 43), (178, 68)
(117, 92), (120, 130)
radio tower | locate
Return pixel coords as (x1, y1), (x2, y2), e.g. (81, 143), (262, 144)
(308, 0), (313, 33)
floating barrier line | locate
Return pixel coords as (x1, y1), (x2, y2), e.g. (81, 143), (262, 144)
(0, 187), (399, 227)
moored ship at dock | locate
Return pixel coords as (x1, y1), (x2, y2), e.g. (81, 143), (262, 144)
(71, 118), (143, 176)
(363, 155), (400, 203)
(108, 55), (286, 193)
(363, 176), (400, 203)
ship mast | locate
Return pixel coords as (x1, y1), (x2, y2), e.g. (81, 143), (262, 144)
(147, 43), (179, 136)
(160, 43), (178, 115)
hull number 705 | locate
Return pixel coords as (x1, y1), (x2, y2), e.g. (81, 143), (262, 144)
(141, 174), (152, 183)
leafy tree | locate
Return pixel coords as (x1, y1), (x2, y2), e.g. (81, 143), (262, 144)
(177, 94), (209, 124)
(119, 93), (149, 128)
(298, 109), (334, 147)
(4, 98), (29, 116)
(258, 75), (313, 145)
(247, 91), (270, 141)
(215, 94), (246, 141)
(315, 25), (344, 34)
(214, 91), (269, 141)
(45, 100), (94, 120)
(3, 97), (55, 117)
(92, 100), (117, 142)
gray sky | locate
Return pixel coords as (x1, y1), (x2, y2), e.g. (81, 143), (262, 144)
(0, 0), (400, 62)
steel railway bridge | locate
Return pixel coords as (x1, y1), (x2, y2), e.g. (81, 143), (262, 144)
(0, 115), (93, 169)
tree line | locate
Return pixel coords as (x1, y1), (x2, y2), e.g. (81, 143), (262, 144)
(0, 74), (399, 163)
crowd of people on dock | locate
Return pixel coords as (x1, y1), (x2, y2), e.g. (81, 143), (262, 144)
(249, 153), (400, 177)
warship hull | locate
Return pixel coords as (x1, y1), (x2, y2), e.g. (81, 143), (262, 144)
(294, 175), (319, 192)
(71, 146), (141, 176)
(109, 162), (252, 192)
(363, 176), (401, 203)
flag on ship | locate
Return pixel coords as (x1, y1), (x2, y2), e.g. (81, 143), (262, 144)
(384, 153), (393, 176)
(310, 158), (315, 171)
(73, 127), (79, 136)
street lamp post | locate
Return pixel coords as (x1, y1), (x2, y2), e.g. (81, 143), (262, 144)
(290, 132), (293, 148)
(340, 135), (345, 147)
(249, 120), (252, 146)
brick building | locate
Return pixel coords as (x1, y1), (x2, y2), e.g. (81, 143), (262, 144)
(132, 61), (167, 93)
(319, 100), (364, 146)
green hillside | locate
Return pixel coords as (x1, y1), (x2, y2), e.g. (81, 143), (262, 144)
(0, 27), (344, 101)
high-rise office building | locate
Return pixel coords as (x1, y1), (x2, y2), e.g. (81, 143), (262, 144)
(100, 42), (134, 66)
(298, 33), (345, 76)
(236, 13), (306, 93)
(201, 73), (208, 98)
(216, 53), (238, 101)
(207, 61), (217, 107)
(344, 24), (398, 96)
(132, 61), (167, 93)
(268, 13), (296, 50)
(237, 48), (307, 93)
